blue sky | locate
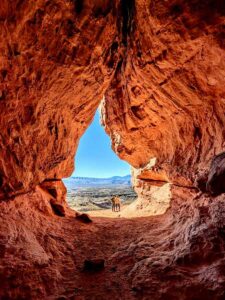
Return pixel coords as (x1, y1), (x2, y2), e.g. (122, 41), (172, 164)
(72, 110), (130, 178)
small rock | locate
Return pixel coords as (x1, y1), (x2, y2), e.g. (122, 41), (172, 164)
(56, 296), (67, 300)
(83, 259), (105, 272)
(76, 213), (92, 223)
(110, 266), (117, 272)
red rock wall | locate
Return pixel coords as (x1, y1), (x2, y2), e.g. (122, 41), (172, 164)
(0, 0), (121, 199)
(0, 0), (224, 200)
(102, 0), (225, 188)
(0, 1), (225, 299)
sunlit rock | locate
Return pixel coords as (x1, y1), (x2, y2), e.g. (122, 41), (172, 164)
(0, 0), (225, 299)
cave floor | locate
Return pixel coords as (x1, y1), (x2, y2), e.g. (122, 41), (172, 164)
(1, 188), (167, 300)
(1, 188), (224, 300)
(51, 214), (162, 300)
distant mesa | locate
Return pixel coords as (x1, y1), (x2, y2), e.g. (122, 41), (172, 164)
(64, 175), (131, 188)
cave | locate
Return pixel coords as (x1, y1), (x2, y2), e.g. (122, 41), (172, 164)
(0, 1), (225, 299)
(63, 109), (139, 217)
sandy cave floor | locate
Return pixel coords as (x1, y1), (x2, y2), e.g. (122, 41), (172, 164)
(78, 205), (129, 218)
(2, 188), (225, 300)
(1, 188), (165, 300)
(52, 211), (159, 300)
(50, 213), (160, 300)
(86, 209), (127, 218)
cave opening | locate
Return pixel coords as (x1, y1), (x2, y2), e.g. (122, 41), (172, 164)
(63, 109), (138, 218)
(1, 0), (225, 297)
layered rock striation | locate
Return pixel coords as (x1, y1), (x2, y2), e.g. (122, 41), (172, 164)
(0, 0), (121, 199)
(102, 0), (225, 190)
(0, 0), (224, 198)
(0, 1), (225, 299)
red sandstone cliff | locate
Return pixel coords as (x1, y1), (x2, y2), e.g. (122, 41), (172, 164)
(102, 0), (225, 189)
(0, 0), (225, 299)
(0, 0), (121, 199)
(0, 0), (224, 198)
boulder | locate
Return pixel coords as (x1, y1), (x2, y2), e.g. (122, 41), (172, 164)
(76, 213), (92, 224)
(83, 259), (105, 272)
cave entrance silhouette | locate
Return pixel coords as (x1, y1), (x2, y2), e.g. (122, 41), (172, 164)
(63, 109), (137, 217)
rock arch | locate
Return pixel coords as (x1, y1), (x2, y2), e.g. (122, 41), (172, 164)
(0, 1), (225, 299)
(0, 0), (224, 200)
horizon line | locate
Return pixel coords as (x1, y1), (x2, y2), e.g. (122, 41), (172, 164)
(65, 174), (131, 180)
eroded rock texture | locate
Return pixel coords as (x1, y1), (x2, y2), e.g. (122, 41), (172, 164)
(0, 0), (224, 198)
(0, 0), (225, 299)
(0, 188), (224, 299)
(102, 0), (225, 188)
(0, 0), (121, 199)
(207, 152), (225, 195)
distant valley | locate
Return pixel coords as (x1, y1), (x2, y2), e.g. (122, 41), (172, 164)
(63, 175), (136, 212)
(63, 175), (131, 189)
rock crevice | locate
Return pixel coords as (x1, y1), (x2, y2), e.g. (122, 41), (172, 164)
(0, 1), (225, 299)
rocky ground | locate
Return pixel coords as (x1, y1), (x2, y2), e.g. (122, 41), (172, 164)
(0, 1), (225, 299)
(66, 186), (137, 212)
(0, 186), (224, 300)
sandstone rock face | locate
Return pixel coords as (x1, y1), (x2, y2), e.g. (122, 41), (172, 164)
(40, 179), (67, 201)
(40, 179), (68, 216)
(119, 165), (172, 216)
(207, 152), (225, 195)
(126, 189), (225, 300)
(0, 0), (224, 199)
(0, 1), (225, 299)
(102, 0), (225, 188)
(0, 0), (120, 199)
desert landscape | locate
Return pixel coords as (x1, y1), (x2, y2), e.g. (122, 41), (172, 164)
(64, 175), (137, 212)
(0, 1), (225, 299)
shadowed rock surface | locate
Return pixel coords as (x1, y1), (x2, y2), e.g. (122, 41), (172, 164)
(0, 0), (224, 200)
(83, 259), (105, 272)
(0, 0), (225, 299)
(207, 152), (225, 195)
(0, 188), (224, 299)
(76, 212), (93, 223)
